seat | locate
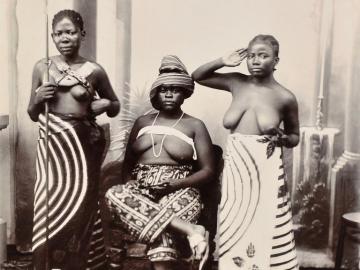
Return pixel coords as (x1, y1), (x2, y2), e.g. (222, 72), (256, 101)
(335, 212), (360, 269)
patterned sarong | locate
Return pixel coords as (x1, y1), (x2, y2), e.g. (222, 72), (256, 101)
(219, 134), (298, 270)
(32, 113), (106, 270)
(105, 163), (202, 261)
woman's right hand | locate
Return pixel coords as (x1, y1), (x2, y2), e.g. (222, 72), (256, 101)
(265, 127), (289, 147)
(34, 82), (56, 105)
(221, 48), (247, 67)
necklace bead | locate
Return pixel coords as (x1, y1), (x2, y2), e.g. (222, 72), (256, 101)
(150, 111), (184, 158)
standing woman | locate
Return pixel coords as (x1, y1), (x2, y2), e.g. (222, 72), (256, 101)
(27, 9), (120, 270)
(192, 35), (299, 269)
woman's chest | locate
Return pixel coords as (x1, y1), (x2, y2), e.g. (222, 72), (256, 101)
(133, 133), (195, 160)
(233, 90), (284, 115)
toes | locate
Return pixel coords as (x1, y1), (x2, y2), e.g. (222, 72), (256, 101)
(195, 241), (206, 260)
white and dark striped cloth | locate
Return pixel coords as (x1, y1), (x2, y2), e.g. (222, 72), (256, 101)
(219, 134), (298, 270)
(32, 113), (106, 270)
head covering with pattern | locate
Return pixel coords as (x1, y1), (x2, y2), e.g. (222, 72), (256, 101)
(150, 55), (194, 110)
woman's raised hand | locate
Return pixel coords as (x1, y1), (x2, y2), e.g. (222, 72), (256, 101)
(221, 48), (247, 67)
(34, 82), (56, 105)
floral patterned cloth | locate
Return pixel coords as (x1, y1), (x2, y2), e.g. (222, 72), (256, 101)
(105, 163), (202, 261)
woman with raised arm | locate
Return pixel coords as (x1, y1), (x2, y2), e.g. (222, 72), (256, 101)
(106, 55), (214, 270)
(27, 9), (120, 270)
(192, 35), (299, 270)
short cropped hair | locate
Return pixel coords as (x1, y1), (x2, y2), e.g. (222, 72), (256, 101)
(248, 35), (279, 57)
(52, 9), (84, 32)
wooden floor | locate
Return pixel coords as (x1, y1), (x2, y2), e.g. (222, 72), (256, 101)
(297, 247), (334, 269)
(2, 246), (335, 270)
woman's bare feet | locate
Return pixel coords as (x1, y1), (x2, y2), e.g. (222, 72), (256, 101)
(187, 224), (209, 270)
(188, 225), (207, 260)
(169, 218), (209, 269)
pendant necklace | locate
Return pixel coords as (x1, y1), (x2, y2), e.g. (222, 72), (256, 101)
(150, 111), (184, 158)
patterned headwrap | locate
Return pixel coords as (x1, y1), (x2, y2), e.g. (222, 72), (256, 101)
(150, 55), (194, 110)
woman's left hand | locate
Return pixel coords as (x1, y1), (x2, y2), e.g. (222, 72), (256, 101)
(265, 127), (289, 147)
(147, 180), (175, 198)
(90, 98), (111, 115)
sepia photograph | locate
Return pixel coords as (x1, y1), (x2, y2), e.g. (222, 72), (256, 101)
(0, 0), (360, 269)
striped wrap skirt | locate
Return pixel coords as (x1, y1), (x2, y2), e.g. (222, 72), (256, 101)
(219, 133), (298, 270)
(32, 113), (107, 270)
(105, 163), (202, 261)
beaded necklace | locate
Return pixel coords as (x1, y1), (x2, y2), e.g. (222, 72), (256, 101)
(150, 111), (185, 158)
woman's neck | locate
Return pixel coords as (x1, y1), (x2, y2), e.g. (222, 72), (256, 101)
(249, 73), (276, 85)
(59, 54), (82, 65)
(159, 109), (184, 119)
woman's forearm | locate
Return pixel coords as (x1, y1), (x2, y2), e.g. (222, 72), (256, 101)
(27, 103), (44, 122)
(170, 168), (214, 190)
(121, 160), (134, 183)
(283, 134), (299, 148)
(107, 100), (120, 117)
(191, 58), (224, 81)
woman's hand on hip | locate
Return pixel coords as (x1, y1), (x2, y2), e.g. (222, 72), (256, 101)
(266, 127), (289, 147)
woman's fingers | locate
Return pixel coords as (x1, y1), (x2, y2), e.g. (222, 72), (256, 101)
(235, 48), (246, 53)
(42, 82), (57, 87)
(38, 89), (55, 101)
(230, 48), (247, 64)
(36, 85), (56, 94)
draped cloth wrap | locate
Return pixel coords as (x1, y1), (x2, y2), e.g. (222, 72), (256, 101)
(150, 55), (194, 110)
(105, 164), (202, 262)
(219, 134), (298, 270)
(32, 113), (106, 270)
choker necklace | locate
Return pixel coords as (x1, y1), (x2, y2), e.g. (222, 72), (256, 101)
(150, 111), (185, 158)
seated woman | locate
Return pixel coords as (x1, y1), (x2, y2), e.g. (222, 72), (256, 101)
(105, 55), (215, 270)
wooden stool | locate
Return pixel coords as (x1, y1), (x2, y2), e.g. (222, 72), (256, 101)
(335, 212), (360, 269)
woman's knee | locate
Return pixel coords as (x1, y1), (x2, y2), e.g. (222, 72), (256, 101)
(105, 184), (125, 201)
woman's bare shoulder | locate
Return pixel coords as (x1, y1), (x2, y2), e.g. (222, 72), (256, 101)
(227, 72), (249, 83)
(86, 60), (104, 73)
(183, 114), (208, 131)
(275, 83), (298, 105)
(33, 58), (49, 71)
(136, 113), (157, 126)
(227, 73), (250, 93)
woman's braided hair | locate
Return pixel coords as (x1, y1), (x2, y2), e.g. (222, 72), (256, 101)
(52, 9), (84, 31)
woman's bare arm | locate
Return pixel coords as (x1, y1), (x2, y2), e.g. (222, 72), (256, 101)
(121, 117), (144, 183)
(92, 64), (120, 117)
(169, 119), (215, 190)
(282, 95), (300, 148)
(27, 59), (56, 122)
(279, 94), (300, 148)
(192, 49), (247, 92)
